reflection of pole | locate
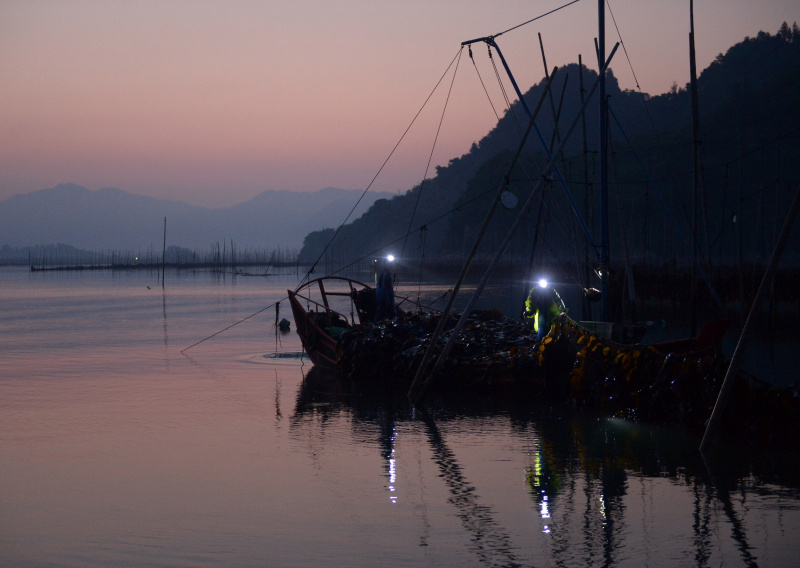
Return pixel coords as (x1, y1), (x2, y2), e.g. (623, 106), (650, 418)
(161, 217), (167, 289)
(162, 290), (167, 348)
(700, 185), (800, 451)
(420, 411), (520, 566)
(700, 461), (758, 566)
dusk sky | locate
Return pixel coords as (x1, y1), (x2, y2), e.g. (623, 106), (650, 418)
(2, 0), (796, 208)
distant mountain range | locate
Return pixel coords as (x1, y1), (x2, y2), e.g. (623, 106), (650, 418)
(0, 184), (393, 252)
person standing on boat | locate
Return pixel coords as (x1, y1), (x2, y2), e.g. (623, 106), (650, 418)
(374, 260), (397, 322)
(524, 279), (566, 339)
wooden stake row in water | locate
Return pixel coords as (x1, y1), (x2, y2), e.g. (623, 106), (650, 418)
(19, 243), (299, 271)
(14, 243), (297, 271)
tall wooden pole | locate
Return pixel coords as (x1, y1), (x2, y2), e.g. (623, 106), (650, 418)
(579, 54), (592, 321)
(598, 0), (609, 322)
(689, 0), (701, 336)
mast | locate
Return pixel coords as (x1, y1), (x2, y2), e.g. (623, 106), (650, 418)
(689, 0), (701, 336)
(598, 0), (609, 321)
(579, 54), (592, 321)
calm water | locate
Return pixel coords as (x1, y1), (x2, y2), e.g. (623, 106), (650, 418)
(1, 266), (798, 568)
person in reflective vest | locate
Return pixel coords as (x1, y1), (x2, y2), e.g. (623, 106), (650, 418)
(524, 280), (566, 339)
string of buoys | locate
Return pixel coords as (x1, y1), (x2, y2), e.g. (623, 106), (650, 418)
(332, 310), (798, 445)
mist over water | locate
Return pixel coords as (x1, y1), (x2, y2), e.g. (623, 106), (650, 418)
(1, 267), (798, 567)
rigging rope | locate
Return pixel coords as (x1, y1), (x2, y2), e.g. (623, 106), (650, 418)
(488, 45), (524, 133)
(468, 44), (501, 123)
(605, 0), (640, 89)
(607, 104), (725, 313)
(401, 48), (464, 258)
(474, 43), (581, 276)
(416, 225), (427, 306)
(305, 3), (599, 287)
(181, 299), (283, 353)
(609, 135), (638, 312)
(495, 0), (584, 38)
(298, 47), (463, 289)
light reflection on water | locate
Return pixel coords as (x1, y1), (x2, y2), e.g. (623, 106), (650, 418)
(1, 266), (799, 567)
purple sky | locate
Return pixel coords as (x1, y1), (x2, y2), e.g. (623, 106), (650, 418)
(1, 0), (796, 207)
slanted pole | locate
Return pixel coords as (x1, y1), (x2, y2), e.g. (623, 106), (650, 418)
(700, 185), (800, 452)
(538, 33), (562, 147)
(409, 44), (619, 405)
(407, 69), (559, 404)
(464, 35), (596, 247)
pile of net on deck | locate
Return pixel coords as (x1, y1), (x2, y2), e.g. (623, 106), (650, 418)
(335, 311), (799, 442)
(337, 309), (545, 390)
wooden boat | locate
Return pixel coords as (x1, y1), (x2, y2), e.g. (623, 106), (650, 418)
(287, 275), (440, 368)
(288, 275), (800, 449)
(289, 275), (728, 384)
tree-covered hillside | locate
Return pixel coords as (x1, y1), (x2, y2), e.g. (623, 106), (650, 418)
(300, 24), (800, 278)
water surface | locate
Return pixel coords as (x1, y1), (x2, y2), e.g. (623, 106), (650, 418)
(1, 267), (798, 567)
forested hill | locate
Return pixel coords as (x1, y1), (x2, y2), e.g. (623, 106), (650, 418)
(299, 24), (800, 271)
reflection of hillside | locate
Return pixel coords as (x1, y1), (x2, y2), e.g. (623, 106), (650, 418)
(291, 366), (800, 565)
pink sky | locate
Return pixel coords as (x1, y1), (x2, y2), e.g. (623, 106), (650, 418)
(1, 0), (796, 208)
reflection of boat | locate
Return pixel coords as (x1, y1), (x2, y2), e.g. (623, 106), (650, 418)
(289, 373), (800, 565)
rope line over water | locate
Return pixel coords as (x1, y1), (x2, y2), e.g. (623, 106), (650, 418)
(181, 298), (285, 353)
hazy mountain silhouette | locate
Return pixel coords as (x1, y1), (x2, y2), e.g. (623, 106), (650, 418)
(0, 184), (393, 251)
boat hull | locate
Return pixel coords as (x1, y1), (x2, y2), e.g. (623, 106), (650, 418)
(288, 291), (339, 367)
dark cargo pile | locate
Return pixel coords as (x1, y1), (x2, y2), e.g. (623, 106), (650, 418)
(334, 311), (800, 445)
(337, 310), (577, 394)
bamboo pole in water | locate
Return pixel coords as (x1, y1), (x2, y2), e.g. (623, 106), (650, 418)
(700, 184), (800, 452)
